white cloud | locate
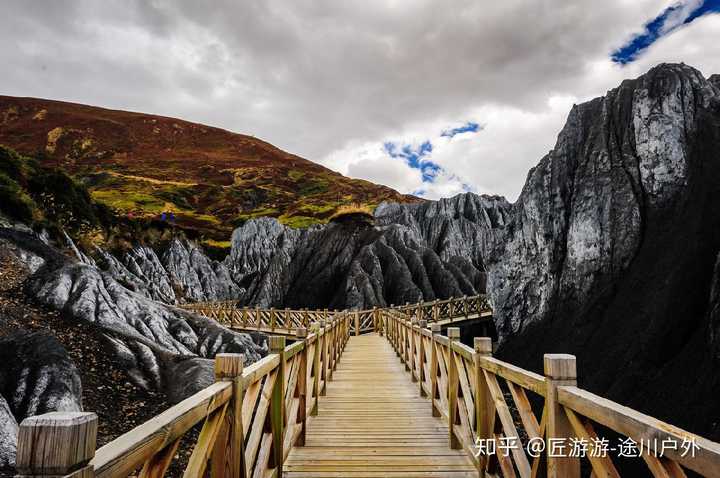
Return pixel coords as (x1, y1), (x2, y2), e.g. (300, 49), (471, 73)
(1, 1), (719, 203)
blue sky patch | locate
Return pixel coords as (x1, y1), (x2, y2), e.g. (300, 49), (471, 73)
(612, 1), (720, 64)
(384, 140), (441, 183)
(441, 121), (482, 138)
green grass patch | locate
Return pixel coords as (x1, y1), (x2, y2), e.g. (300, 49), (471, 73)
(297, 178), (329, 196)
(287, 169), (305, 181)
(279, 214), (322, 229)
(92, 189), (166, 213)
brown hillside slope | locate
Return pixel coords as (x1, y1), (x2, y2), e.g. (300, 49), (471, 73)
(0, 96), (416, 241)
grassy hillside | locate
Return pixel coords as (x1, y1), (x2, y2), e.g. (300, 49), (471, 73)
(0, 96), (418, 242)
(0, 145), (185, 252)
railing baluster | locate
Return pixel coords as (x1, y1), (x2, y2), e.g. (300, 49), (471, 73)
(320, 320), (328, 396)
(310, 321), (321, 416)
(430, 323), (442, 418)
(296, 328), (308, 447)
(447, 327), (461, 450)
(410, 318), (418, 381)
(269, 336), (286, 478)
(474, 337), (492, 474)
(418, 319), (427, 397)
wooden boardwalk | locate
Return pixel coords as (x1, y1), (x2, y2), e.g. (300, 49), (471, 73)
(283, 333), (477, 477)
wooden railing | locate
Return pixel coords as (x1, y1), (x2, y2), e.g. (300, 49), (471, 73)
(14, 315), (351, 478)
(382, 311), (720, 478)
(180, 303), (336, 336)
(181, 294), (493, 336)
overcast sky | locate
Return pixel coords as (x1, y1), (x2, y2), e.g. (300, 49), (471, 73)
(2, 1), (719, 201)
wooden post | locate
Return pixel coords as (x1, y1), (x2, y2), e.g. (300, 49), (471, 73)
(269, 336), (286, 477)
(404, 319), (411, 371)
(544, 354), (579, 478)
(270, 307), (276, 331)
(430, 323), (441, 417)
(354, 311), (360, 336)
(327, 319), (335, 381)
(311, 322), (320, 416)
(410, 319), (418, 381)
(320, 320), (328, 396)
(16, 412), (98, 477)
(296, 328), (308, 446)
(447, 327), (461, 449)
(255, 305), (260, 329)
(433, 300), (439, 322)
(419, 320), (427, 396)
(474, 338), (493, 474)
(213, 353), (245, 478)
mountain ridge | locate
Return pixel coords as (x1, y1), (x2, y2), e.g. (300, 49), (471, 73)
(0, 95), (418, 241)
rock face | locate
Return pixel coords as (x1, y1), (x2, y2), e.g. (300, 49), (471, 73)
(0, 227), (266, 404)
(381, 63), (720, 440)
(222, 212), (497, 310)
(95, 238), (242, 304)
(0, 330), (83, 468)
(0, 396), (17, 468)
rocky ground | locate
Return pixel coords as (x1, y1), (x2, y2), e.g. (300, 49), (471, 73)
(0, 245), (183, 476)
(0, 221), (266, 473)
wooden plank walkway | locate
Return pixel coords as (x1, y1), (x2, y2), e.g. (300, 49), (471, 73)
(283, 333), (477, 477)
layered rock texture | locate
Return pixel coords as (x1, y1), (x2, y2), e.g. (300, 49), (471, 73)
(0, 222), (266, 469)
(491, 64), (720, 439)
(223, 210), (497, 310)
(95, 238), (242, 304)
(0, 330), (83, 468)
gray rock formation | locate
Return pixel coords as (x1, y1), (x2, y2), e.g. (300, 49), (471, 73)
(94, 238), (242, 305)
(0, 227), (266, 401)
(0, 396), (17, 468)
(222, 214), (492, 310)
(387, 64), (720, 440)
(0, 330), (83, 469)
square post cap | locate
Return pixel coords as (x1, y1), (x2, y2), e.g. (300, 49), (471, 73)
(16, 412), (98, 475)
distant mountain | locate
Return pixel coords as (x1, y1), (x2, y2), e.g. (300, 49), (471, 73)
(0, 96), (416, 242)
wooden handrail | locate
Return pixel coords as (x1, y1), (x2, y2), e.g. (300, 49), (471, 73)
(92, 381), (233, 477)
(24, 295), (720, 477)
(180, 294), (493, 336)
(381, 309), (720, 478)
(558, 386), (720, 477)
(16, 314), (352, 477)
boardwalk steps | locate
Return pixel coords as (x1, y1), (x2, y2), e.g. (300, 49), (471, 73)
(283, 333), (476, 477)
(14, 299), (720, 477)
